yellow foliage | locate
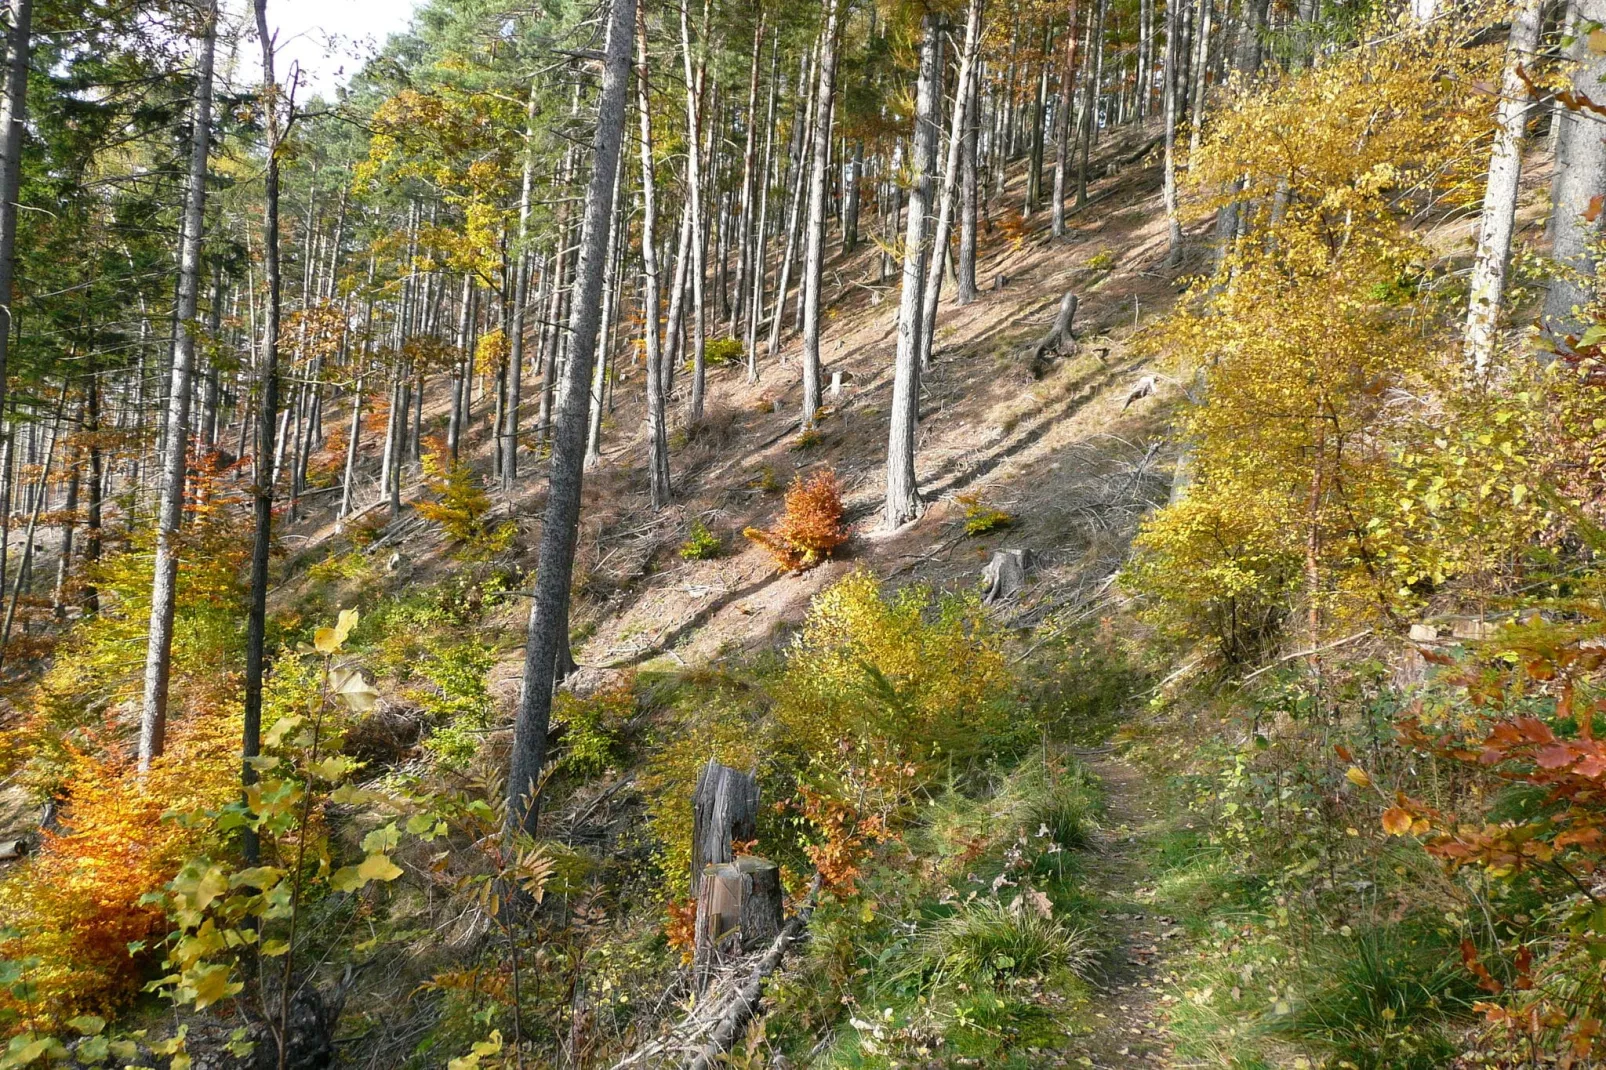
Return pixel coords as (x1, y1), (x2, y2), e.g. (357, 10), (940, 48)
(776, 569), (1012, 775)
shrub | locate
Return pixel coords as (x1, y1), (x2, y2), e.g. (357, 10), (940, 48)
(677, 519), (721, 561)
(775, 569), (1014, 777)
(957, 493), (1015, 536)
(702, 337), (744, 365)
(743, 469), (849, 573)
(553, 680), (635, 778)
(416, 438), (515, 557)
(1084, 249), (1116, 272)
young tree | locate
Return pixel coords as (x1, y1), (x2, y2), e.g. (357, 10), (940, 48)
(0, 0), (33, 441)
(637, 7), (672, 508)
(507, 0), (637, 838)
(138, 0), (217, 770)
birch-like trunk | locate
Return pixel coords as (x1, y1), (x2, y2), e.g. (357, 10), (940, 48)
(637, 10), (672, 509)
(1464, 0), (1544, 377)
(0, 0), (31, 446)
(1543, 0), (1606, 339)
(920, 0), (984, 366)
(800, 0), (844, 429)
(139, 1), (216, 770)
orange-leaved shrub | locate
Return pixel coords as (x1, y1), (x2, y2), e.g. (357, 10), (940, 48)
(0, 712), (240, 1032)
(743, 469), (849, 573)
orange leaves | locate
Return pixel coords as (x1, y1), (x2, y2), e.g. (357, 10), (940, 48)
(1381, 807), (1414, 836)
(743, 469), (850, 574)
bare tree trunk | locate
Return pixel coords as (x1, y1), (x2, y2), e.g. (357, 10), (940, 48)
(244, 0), (288, 864)
(1187, 0), (1211, 158)
(52, 450), (77, 618)
(920, 0), (984, 365)
(680, 0), (710, 424)
(800, 0), (844, 429)
(842, 139), (863, 255)
(637, 10), (672, 509)
(734, 17), (764, 334)
(507, 0), (637, 838)
(1543, 0), (1606, 339)
(1162, 0), (1183, 262)
(957, 89), (983, 304)
(504, 85), (539, 491)
(82, 364), (101, 614)
(1464, 0), (1543, 377)
(767, 47), (816, 361)
(885, 13), (941, 531)
(586, 157), (626, 469)
(746, 38), (780, 382)
(139, 1), (216, 770)
(1052, 6), (1081, 236)
(0, 0), (32, 454)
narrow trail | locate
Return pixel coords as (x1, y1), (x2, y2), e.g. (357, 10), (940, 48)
(1068, 752), (1183, 1068)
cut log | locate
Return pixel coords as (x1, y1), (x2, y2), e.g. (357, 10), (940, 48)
(982, 548), (1034, 604)
(0, 839), (25, 862)
(690, 758), (759, 895)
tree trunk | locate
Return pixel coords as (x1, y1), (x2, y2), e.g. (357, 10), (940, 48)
(506, 0), (636, 839)
(82, 364), (101, 614)
(586, 158), (626, 469)
(690, 759), (761, 893)
(746, 38), (781, 382)
(920, 0), (984, 366)
(52, 452), (77, 618)
(800, 0), (844, 429)
(636, 10), (672, 510)
(735, 16), (766, 334)
(957, 68), (981, 305)
(1464, 0), (1543, 377)
(680, 0), (710, 424)
(139, 1), (216, 770)
(1162, 0), (1183, 262)
(767, 47), (816, 362)
(503, 86), (539, 492)
(885, 13), (941, 531)
(1543, 0), (1606, 340)
(842, 138), (863, 255)
(1051, 6), (1081, 237)
(0, 0), (33, 462)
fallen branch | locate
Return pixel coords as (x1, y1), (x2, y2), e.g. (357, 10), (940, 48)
(1238, 630), (1374, 684)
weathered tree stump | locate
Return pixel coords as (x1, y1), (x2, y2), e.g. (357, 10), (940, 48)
(1123, 374), (1157, 410)
(1028, 291), (1080, 376)
(0, 839), (25, 862)
(690, 759), (759, 895)
(992, 273), (1009, 291)
(693, 856), (784, 987)
(982, 548), (1034, 605)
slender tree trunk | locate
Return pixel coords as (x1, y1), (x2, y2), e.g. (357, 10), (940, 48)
(957, 63), (982, 305)
(1025, 29), (1049, 215)
(735, 16), (765, 333)
(746, 38), (781, 381)
(1543, 0), (1606, 339)
(503, 86), (539, 491)
(680, 0), (710, 424)
(82, 365), (101, 614)
(508, 0), (636, 838)
(637, 12), (672, 509)
(0, 0), (32, 455)
(1464, 0), (1544, 376)
(243, 0), (288, 864)
(139, 1), (216, 770)
(1052, 6), (1081, 236)
(586, 157), (626, 469)
(1187, 0), (1211, 158)
(1162, 0), (1183, 261)
(842, 139), (863, 255)
(52, 451), (77, 618)
(885, 13), (942, 531)
(920, 0), (984, 366)
(800, 0), (844, 429)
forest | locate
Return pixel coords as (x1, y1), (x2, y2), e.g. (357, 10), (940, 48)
(0, 0), (1601, 1065)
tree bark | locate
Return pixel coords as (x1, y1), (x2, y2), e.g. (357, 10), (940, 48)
(957, 67), (981, 305)
(746, 37), (780, 382)
(139, 0), (216, 770)
(507, 0), (636, 839)
(799, 0), (843, 429)
(680, 0), (710, 424)
(1543, 0), (1606, 339)
(1162, 0), (1183, 262)
(920, 0), (984, 365)
(244, 0), (289, 865)
(0, 0), (33, 461)
(636, 9), (672, 510)
(885, 13), (941, 531)
(1464, 0), (1544, 377)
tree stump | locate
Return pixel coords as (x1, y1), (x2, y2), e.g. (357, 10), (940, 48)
(690, 759), (759, 895)
(1028, 291), (1080, 375)
(982, 549), (1034, 605)
(693, 856), (784, 987)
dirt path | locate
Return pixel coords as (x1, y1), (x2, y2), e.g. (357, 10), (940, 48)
(1066, 752), (1181, 1068)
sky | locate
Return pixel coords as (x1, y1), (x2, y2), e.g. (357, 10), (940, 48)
(230, 0), (422, 98)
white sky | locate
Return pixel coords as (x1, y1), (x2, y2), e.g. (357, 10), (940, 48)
(227, 0), (423, 99)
